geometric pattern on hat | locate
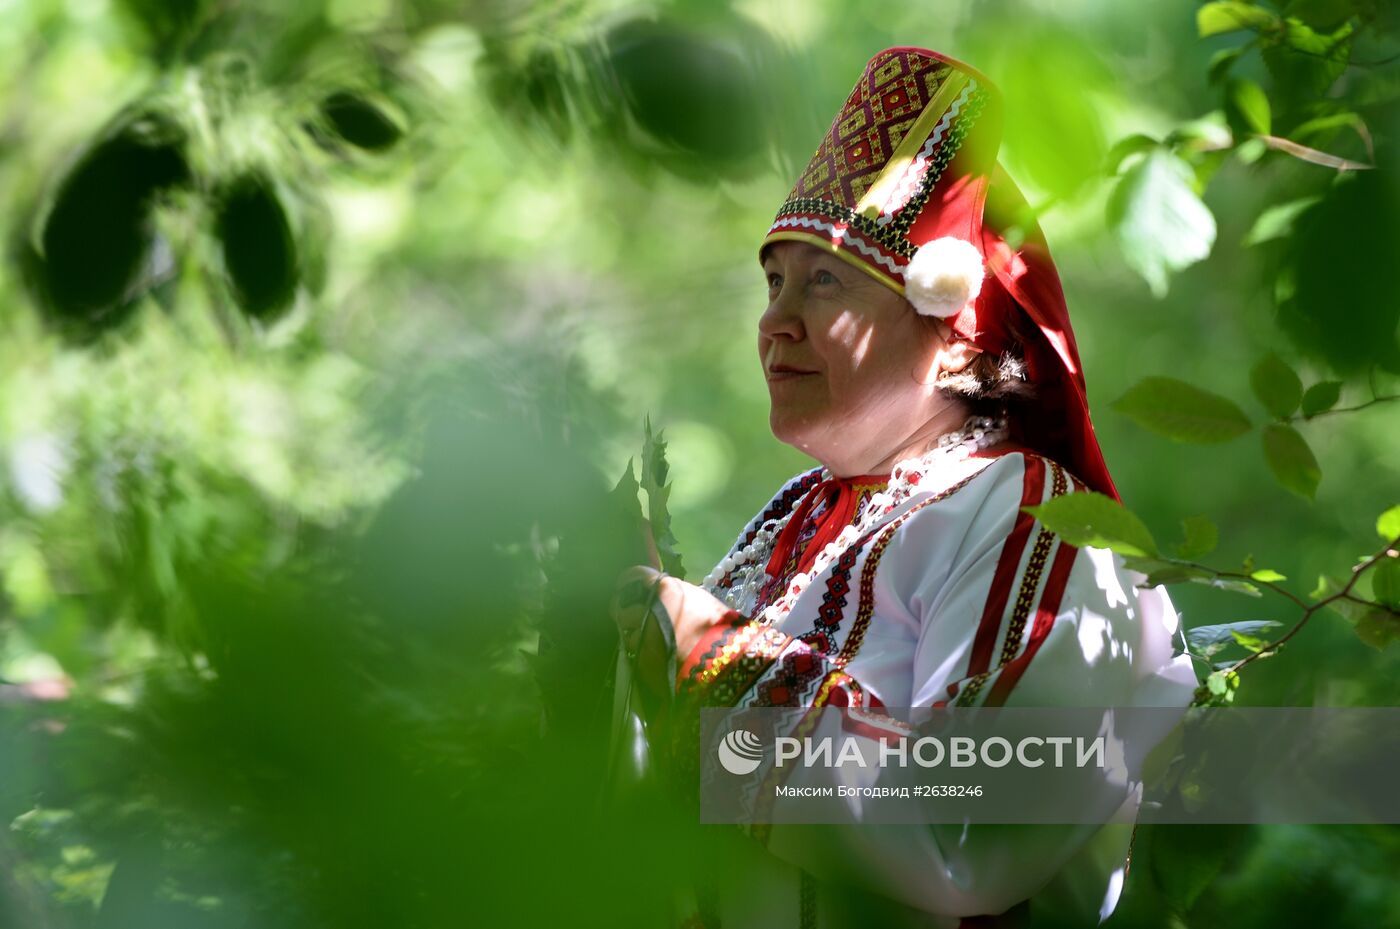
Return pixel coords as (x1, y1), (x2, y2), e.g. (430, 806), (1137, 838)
(762, 47), (990, 288)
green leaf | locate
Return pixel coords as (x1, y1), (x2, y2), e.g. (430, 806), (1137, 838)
(1205, 668), (1241, 701)
(1148, 825), (1247, 911)
(1261, 423), (1321, 500)
(1107, 150), (1218, 297)
(1249, 354), (1303, 419)
(640, 419), (686, 578)
(1299, 381), (1342, 417)
(1023, 492), (1159, 559)
(1226, 78), (1272, 136)
(1175, 515), (1220, 559)
(1198, 1), (1279, 37)
(1309, 573), (1339, 599)
(1165, 112), (1233, 150)
(1190, 576), (1263, 597)
(1263, 18), (1353, 100)
(1188, 620), (1282, 658)
(1104, 134), (1159, 176)
(1377, 505), (1400, 542)
(1229, 629), (1272, 653)
(1112, 377), (1252, 443)
(1250, 568), (1288, 582)
(1354, 608), (1400, 650)
(1244, 197), (1322, 247)
(1123, 556), (1213, 586)
(1208, 47), (1245, 85)
(1371, 558), (1400, 609)
(320, 91), (406, 151)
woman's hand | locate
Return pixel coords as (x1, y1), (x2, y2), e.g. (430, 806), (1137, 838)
(611, 566), (740, 697)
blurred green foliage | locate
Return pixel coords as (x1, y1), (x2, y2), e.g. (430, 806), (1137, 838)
(0, 0), (1398, 926)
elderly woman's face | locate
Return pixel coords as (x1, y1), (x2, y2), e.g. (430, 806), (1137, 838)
(758, 240), (973, 475)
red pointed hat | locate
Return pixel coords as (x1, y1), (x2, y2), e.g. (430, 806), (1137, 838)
(759, 46), (1120, 501)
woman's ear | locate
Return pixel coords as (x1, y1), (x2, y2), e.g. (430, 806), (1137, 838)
(928, 317), (983, 375)
(937, 338), (982, 375)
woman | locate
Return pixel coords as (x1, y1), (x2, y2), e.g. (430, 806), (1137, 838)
(614, 46), (1197, 928)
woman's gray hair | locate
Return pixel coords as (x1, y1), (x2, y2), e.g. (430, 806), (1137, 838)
(935, 351), (1034, 401)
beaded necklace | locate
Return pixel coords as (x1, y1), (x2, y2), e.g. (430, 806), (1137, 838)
(702, 414), (1009, 626)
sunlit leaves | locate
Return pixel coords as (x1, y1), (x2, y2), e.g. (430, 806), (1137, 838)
(1377, 505), (1400, 541)
(1187, 620), (1282, 658)
(1104, 134), (1159, 176)
(979, 27), (1111, 200)
(1262, 18), (1354, 102)
(1299, 381), (1342, 417)
(1112, 377), (1252, 443)
(1249, 354), (1302, 419)
(1022, 492), (1159, 558)
(1226, 78), (1272, 136)
(1204, 667), (1241, 702)
(1261, 423), (1321, 499)
(1107, 149), (1217, 297)
(1197, 1), (1279, 37)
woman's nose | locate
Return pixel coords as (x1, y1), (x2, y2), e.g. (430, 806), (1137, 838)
(758, 285), (804, 341)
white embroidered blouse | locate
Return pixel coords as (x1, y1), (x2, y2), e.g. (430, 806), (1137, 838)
(672, 448), (1198, 929)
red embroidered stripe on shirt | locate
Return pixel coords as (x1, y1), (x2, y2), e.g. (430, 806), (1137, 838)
(984, 535), (1080, 707)
(963, 454), (1047, 679)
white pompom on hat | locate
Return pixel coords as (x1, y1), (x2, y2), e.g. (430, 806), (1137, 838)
(903, 236), (986, 318)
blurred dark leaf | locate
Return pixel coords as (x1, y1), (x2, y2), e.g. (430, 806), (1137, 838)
(320, 90), (405, 151)
(1261, 422), (1321, 499)
(1371, 557), (1400, 608)
(1280, 170), (1400, 374)
(214, 172), (299, 320)
(1176, 515), (1221, 559)
(36, 110), (190, 331)
(1147, 824), (1249, 913)
(602, 15), (768, 175)
(1208, 47), (1246, 84)
(1354, 607), (1400, 649)
(1262, 18), (1354, 104)
(1249, 353), (1303, 419)
(1299, 380), (1342, 416)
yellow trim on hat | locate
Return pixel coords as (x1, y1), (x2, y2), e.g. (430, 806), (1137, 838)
(855, 70), (971, 221)
(760, 229), (907, 297)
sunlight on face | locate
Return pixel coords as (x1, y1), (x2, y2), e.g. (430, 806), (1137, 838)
(757, 240), (979, 476)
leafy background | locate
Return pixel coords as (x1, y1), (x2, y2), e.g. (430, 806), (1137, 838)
(0, 0), (1398, 926)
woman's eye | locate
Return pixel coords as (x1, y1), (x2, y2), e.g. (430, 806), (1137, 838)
(766, 274), (782, 290)
(813, 270), (838, 285)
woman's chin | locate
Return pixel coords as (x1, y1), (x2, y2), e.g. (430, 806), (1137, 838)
(768, 408), (823, 449)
